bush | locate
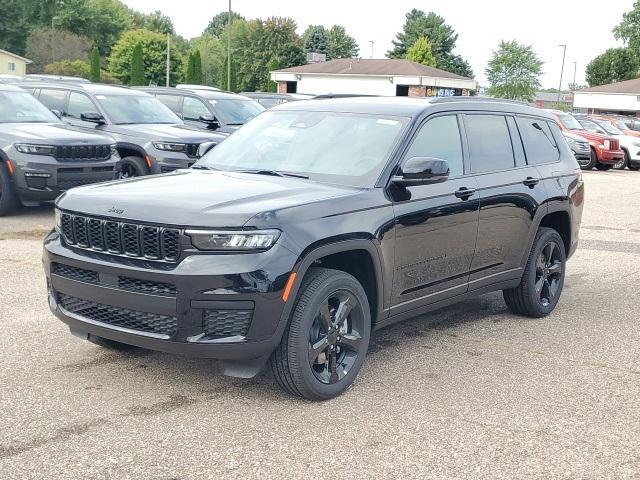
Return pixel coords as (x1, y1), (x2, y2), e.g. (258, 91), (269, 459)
(43, 60), (90, 78)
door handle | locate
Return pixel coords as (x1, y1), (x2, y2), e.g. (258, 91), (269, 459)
(454, 187), (476, 199)
(523, 177), (540, 188)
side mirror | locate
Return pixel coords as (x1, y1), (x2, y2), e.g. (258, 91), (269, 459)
(80, 111), (105, 124)
(50, 109), (62, 119)
(199, 114), (220, 129)
(392, 156), (449, 186)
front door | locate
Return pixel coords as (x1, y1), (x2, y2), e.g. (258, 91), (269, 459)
(390, 114), (480, 316)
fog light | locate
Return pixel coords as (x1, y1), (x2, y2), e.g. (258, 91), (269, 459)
(24, 172), (51, 189)
(24, 172), (52, 178)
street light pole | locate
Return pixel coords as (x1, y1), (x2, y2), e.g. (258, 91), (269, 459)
(572, 61), (577, 88)
(557, 44), (567, 104)
(227, 0), (231, 91)
(166, 33), (170, 87)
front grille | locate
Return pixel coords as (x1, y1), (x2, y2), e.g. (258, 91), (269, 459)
(52, 263), (99, 284)
(186, 143), (200, 158)
(52, 262), (176, 296)
(610, 139), (620, 150)
(59, 212), (181, 262)
(203, 309), (253, 337)
(55, 145), (112, 162)
(57, 175), (114, 191)
(58, 293), (177, 336)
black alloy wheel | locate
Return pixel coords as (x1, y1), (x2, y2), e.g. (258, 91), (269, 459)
(535, 241), (563, 308)
(308, 290), (365, 385)
(613, 151), (629, 170)
(118, 156), (148, 179)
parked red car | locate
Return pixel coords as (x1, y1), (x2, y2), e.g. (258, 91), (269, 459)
(547, 110), (624, 170)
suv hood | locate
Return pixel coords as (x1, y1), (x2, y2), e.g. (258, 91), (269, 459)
(2, 123), (113, 144)
(566, 129), (607, 142)
(57, 170), (361, 227)
(103, 123), (227, 143)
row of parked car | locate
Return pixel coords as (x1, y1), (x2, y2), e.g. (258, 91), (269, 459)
(550, 110), (640, 171)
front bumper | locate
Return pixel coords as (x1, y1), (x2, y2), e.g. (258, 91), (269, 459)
(8, 151), (120, 202)
(597, 148), (625, 164)
(43, 231), (298, 361)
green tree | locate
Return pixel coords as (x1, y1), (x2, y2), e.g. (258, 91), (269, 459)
(131, 10), (174, 35)
(130, 42), (145, 86)
(89, 45), (101, 82)
(303, 25), (329, 57)
(485, 40), (543, 102)
(585, 48), (640, 86)
(218, 55), (238, 91)
(193, 49), (203, 84)
(55, 0), (133, 55)
(109, 29), (183, 86)
(43, 59), (90, 78)
(387, 9), (472, 77)
(327, 25), (359, 59)
(614, 1), (640, 49)
(205, 11), (245, 37)
(25, 27), (90, 73)
(406, 36), (437, 67)
(190, 34), (224, 87)
(266, 57), (280, 92)
(0, 0), (30, 55)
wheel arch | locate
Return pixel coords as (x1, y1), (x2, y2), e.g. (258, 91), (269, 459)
(116, 142), (147, 161)
(520, 203), (572, 269)
(286, 238), (385, 328)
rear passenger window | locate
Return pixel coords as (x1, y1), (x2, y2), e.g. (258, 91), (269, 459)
(465, 115), (515, 173)
(403, 115), (464, 177)
(516, 117), (560, 164)
(38, 89), (67, 113)
(156, 94), (181, 114)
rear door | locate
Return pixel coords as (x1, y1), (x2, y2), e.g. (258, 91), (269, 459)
(390, 114), (480, 315)
(464, 113), (548, 289)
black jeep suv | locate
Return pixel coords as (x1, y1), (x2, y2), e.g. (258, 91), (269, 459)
(43, 97), (584, 400)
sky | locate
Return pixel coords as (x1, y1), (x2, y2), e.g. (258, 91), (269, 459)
(121, 0), (635, 88)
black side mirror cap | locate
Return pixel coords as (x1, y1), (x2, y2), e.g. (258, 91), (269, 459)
(199, 114), (220, 128)
(80, 111), (105, 124)
(392, 156), (450, 187)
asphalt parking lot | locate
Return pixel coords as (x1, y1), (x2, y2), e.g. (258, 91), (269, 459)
(1, 170), (640, 479)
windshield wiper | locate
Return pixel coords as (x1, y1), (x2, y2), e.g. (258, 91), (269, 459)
(238, 169), (309, 179)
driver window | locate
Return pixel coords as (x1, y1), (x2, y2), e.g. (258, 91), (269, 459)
(67, 92), (96, 119)
(403, 115), (464, 177)
(183, 97), (210, 121)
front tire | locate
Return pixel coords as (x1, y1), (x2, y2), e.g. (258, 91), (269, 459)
(579, 149), (597, 170)
(595, 163), (613, 171)
(614, 150), (629, 170)
(0, 162), (19, 216)
(119, 156), (148, 179)
(503, 227), (566, 318)
(270, 268), (371, 401)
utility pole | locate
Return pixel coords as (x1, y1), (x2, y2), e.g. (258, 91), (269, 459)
(369, 40), (375, 59)
(166, 34), (170, 87)
(51, 16), (59, 64)
(557, 44), (567, 104)
(572, 61), (577, 89)
(227, 0), (232, 91)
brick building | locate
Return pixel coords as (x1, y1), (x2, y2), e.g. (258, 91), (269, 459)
(270, 58), (476, 98)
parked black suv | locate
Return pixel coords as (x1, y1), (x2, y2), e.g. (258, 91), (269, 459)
(19, 83), (227, 177)
(0, 84), (119, 215)
(140, 86), (265, 133)
(44, 97), (584, 400)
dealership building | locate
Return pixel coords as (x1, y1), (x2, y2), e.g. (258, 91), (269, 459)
(270, 58), (476, 97)
(573, 78), (640, 115)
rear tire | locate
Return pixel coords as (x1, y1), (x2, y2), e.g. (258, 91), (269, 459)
(87, 335), (138, 351)
(270, 267), (371, 401)
(0, 162), (20, 217)
(503, 227), (566, 318)
(119, 156), (148, 179)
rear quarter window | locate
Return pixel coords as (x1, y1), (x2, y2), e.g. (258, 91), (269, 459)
(516, 117), (560, 165)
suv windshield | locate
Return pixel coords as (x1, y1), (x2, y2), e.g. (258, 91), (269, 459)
(198, 110), (408, 187)
(594, 120), (622, 135)
(209, 99), (265, 125)
(579, 119), (605, 134)
(0, 91), (59, 123)
(95, 94), (180, 124)
(557, 114), (584, 130)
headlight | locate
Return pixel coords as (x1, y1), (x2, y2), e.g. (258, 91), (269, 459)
(603, 139), (611, 150)
(54, 208), (62, 232)
(632, 142), (640, 147)
(15, 143), (55, 155)
(186, 229), (281, 251)
(110, 144), (118, 157)
(152, 142), (187, 152)
(565, 137), (576, 146)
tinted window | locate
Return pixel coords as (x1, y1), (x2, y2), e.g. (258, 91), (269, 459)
(156, 94), (182, 114)
(95, 95), (180, 124)
(403, 115), (464, 177)
(516, 117), (560, 165)
(466, 115), (515, 173)
(207, 99), (265, 125)
(38, 89), (67, 112)
(183, 97), (210, 121)
(66, 92), (96, 119)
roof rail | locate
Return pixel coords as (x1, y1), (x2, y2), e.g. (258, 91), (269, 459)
(430, 96), (529, 106)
